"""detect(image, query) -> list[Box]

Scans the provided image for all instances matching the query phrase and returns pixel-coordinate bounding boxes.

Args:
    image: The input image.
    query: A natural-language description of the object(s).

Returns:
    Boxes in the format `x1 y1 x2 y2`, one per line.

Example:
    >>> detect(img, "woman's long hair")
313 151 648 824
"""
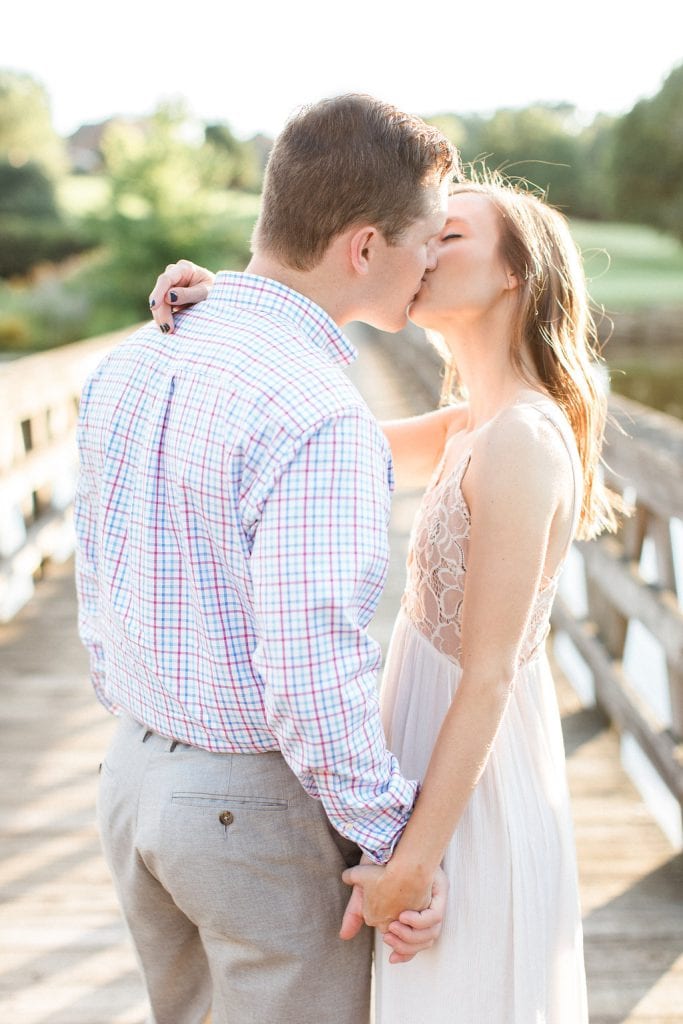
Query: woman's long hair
437 176 620 540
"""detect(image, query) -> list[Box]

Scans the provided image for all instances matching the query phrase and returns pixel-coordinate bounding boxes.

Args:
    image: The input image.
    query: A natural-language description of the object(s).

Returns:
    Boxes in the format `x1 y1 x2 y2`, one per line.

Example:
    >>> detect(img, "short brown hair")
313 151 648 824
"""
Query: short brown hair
252 94 459 270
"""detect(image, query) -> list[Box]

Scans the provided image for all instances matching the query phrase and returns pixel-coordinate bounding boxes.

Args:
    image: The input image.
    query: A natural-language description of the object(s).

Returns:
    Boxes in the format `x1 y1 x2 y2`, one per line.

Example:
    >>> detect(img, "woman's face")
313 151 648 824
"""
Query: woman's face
409 191 515 330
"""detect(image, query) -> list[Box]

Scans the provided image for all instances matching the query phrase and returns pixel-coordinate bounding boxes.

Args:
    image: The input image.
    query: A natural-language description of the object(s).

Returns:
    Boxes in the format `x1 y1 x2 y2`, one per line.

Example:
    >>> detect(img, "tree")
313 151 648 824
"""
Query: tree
0 69 66 176
459 104 585 212
84 102 250 330
204 123 261 192
0 71 91 278
576 114 618 221
611 63 683 240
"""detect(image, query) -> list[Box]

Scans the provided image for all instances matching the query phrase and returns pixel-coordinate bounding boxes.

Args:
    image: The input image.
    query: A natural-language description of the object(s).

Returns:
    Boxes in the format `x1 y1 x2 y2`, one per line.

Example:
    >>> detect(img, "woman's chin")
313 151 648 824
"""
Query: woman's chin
407 301 429 329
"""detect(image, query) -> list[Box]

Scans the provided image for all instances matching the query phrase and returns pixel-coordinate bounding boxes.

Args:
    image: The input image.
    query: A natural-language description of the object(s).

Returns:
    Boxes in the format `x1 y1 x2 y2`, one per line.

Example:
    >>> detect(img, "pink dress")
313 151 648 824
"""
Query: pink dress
375 400 589 1024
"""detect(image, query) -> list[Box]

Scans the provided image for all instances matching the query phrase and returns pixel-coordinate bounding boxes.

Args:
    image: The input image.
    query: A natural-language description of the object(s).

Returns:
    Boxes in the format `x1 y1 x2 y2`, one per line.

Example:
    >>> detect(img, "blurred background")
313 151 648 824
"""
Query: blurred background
1 1 682 414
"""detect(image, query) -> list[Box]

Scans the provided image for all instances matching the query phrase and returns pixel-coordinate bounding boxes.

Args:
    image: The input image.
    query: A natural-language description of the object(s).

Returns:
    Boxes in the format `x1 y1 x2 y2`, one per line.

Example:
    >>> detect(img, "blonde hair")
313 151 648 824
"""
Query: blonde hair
438 176 620 540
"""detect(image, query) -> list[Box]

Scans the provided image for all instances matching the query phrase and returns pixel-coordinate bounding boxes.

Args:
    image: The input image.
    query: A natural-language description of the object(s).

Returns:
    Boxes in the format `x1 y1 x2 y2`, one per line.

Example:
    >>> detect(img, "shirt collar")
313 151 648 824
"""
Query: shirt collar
207 271 357 367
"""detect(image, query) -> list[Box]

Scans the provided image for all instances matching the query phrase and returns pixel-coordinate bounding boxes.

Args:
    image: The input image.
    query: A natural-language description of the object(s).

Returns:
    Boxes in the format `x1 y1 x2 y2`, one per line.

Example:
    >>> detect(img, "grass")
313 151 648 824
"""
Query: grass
569 219 683 312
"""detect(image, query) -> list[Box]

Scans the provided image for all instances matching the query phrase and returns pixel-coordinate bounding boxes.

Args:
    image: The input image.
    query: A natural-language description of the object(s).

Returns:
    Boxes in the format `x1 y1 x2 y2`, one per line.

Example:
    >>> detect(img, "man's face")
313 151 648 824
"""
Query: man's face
363 181 448 332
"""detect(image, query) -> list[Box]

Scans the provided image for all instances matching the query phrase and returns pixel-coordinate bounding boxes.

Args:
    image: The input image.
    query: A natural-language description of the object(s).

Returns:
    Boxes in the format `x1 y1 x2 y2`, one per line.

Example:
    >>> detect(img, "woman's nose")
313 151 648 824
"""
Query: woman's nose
425 240 439 273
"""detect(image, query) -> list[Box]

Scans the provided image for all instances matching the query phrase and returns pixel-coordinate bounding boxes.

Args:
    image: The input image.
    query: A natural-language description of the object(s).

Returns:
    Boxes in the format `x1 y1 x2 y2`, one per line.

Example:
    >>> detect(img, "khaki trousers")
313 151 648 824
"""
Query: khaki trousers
97 714 372 1024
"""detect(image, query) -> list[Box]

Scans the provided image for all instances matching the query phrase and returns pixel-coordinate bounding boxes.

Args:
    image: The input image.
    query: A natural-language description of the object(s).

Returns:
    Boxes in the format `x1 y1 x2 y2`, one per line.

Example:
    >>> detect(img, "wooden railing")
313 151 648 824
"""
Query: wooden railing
0 329 132 622
372 324 683 833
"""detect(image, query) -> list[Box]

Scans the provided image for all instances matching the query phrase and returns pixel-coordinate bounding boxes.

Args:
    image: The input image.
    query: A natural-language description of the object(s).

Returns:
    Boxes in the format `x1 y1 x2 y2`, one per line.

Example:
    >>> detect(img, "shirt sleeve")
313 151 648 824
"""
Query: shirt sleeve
249 408 418 863
73 374 114 712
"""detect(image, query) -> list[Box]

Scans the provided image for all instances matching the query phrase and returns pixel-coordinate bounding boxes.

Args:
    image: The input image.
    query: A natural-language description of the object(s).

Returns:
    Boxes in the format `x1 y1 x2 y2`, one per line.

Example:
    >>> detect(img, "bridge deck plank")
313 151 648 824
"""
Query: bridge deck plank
0 327 680 1023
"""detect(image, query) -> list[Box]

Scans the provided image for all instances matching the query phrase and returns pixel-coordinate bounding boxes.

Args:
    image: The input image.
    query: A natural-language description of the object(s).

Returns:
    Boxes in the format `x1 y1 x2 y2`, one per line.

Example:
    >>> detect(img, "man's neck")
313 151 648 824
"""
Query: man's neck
245 254 351 326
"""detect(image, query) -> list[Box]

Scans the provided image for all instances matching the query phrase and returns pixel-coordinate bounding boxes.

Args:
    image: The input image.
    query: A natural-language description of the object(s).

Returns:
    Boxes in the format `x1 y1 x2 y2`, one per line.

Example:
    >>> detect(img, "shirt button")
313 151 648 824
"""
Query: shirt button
219 811 234 826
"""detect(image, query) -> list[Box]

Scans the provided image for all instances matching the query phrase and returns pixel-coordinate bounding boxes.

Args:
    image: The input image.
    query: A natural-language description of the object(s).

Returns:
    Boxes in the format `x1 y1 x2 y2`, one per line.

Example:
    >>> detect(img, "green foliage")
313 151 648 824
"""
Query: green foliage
429 104 601 215
0 160 58 217
0 69 66 177
204 123 262 192
0 269 91 352
574 115 618 221
85 103 253 326
469 105 584 210
56 174 111 217
0 159 96 277
611 63 683 239
0 214 94 278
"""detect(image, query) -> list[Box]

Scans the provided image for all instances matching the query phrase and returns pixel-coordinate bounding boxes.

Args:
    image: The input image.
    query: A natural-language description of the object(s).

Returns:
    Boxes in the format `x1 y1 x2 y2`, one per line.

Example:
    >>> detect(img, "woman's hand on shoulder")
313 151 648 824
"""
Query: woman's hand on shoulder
148 259 216 334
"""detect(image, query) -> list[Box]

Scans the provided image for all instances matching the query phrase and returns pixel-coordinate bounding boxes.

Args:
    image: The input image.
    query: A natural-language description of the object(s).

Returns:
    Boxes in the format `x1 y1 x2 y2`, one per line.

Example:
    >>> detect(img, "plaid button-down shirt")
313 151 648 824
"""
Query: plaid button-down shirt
75 271 417 862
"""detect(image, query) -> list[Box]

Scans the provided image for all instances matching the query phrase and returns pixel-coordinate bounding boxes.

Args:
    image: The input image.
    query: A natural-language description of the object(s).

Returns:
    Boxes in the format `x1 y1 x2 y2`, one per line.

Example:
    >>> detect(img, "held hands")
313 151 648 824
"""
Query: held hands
339 862 448 964
148 259 216 334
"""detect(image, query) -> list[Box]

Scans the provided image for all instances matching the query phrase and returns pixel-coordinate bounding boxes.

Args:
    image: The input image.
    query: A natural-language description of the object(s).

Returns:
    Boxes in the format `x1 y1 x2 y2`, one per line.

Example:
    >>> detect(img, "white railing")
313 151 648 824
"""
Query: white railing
0 328 133 621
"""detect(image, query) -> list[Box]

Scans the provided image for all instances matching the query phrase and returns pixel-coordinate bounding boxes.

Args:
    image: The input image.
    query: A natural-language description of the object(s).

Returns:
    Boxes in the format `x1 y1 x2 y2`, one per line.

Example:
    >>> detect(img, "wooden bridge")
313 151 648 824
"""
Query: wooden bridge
0 326 681 1023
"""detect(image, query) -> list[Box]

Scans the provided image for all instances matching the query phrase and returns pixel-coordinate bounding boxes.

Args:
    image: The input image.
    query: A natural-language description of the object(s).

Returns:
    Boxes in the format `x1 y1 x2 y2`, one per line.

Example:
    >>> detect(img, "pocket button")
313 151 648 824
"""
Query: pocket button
219 810 234 826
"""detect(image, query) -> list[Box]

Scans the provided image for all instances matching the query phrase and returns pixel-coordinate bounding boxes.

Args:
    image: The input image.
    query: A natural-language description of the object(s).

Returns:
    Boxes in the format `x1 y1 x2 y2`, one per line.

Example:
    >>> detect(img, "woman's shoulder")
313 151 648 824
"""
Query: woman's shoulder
485 398 567 450
468 399 572 500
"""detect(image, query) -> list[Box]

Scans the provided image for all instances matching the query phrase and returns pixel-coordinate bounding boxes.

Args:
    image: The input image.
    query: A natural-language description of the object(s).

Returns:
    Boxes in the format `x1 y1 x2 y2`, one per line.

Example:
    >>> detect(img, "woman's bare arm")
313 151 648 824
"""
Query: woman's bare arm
343 408 570 929
381 405 468 489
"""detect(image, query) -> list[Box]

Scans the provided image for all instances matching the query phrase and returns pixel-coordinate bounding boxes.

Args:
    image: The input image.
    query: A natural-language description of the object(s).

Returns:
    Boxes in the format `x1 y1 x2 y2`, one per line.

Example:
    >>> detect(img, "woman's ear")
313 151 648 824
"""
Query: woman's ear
348 226 379 275
504 269 520 292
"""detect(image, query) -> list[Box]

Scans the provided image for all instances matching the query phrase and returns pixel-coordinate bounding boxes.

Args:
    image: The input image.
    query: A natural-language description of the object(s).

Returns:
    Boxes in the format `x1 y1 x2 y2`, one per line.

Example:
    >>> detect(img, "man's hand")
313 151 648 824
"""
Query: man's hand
339 882 365 941
148 259 215 334
381 866 448 963
340 865 448 964
341 860 432 933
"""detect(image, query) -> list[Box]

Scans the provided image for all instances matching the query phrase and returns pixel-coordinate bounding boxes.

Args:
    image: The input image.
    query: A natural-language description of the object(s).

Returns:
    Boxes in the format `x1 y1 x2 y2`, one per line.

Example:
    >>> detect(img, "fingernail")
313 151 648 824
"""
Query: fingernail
160 323 170 334
149 298 155 307
169 291 178 303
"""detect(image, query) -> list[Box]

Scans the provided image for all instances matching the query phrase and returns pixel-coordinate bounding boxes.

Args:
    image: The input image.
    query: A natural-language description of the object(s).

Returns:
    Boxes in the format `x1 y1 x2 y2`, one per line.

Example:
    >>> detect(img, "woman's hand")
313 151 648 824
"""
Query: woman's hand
148 259 216 334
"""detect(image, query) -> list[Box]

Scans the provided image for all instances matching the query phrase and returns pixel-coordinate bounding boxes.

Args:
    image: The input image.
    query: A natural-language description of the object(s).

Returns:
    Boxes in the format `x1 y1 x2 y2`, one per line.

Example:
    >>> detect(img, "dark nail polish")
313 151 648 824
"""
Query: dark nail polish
169 291 178 303
160 323 170 333
149 298 155 308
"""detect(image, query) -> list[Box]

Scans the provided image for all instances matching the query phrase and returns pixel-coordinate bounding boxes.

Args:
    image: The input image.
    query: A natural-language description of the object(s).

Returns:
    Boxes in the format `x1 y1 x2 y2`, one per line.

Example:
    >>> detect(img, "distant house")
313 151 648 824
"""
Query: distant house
66 118 149 173
66 121 109 173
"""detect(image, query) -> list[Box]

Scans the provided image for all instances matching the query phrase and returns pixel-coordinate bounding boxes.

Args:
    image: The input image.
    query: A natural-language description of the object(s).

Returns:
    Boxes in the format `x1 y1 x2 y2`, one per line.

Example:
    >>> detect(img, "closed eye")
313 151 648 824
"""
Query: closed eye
442 233 463 241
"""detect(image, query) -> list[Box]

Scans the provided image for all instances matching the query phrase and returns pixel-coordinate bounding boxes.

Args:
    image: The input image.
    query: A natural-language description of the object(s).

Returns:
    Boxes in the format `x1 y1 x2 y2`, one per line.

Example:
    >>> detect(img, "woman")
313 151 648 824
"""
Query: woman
148 178 619 1022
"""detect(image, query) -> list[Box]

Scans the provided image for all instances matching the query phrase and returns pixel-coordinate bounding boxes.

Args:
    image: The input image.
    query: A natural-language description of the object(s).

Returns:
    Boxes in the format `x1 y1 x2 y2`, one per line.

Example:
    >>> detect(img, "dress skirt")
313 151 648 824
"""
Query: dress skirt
374 609 589 1024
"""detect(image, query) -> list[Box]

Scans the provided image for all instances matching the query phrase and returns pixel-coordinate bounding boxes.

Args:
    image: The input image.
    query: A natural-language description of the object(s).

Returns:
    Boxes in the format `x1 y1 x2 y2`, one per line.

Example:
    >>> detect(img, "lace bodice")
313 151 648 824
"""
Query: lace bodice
401 402 581 669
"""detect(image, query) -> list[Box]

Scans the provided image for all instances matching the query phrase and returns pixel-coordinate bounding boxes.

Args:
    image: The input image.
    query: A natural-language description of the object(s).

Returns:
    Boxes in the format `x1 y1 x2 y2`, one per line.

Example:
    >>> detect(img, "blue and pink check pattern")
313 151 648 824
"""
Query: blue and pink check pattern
75 272 417 861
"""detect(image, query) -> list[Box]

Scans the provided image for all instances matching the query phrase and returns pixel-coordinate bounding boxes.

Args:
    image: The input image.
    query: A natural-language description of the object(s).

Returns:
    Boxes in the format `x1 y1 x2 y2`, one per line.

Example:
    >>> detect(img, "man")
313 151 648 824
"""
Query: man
75 94 457 1024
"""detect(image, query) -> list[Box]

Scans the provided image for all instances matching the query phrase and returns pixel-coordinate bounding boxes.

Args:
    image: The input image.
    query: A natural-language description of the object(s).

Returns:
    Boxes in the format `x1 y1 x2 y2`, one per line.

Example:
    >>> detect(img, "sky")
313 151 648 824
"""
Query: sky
4 1 682 139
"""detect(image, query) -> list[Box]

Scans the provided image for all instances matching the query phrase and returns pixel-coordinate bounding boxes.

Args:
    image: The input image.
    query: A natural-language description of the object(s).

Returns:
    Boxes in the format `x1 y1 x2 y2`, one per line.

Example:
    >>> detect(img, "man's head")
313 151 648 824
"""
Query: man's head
250 94 460 330
253 94 457 270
